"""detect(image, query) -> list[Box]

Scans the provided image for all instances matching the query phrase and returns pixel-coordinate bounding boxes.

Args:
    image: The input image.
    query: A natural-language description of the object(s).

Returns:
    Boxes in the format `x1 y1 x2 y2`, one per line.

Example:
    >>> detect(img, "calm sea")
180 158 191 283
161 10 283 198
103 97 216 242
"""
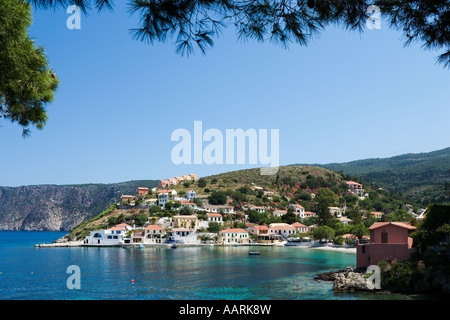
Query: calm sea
0 231 418 300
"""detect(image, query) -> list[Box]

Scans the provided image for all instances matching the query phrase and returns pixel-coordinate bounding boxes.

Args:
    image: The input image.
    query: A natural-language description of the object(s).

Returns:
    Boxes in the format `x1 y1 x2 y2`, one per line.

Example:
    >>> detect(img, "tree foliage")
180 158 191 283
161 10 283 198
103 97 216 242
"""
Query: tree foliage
28 0 450 67
1 0 59 136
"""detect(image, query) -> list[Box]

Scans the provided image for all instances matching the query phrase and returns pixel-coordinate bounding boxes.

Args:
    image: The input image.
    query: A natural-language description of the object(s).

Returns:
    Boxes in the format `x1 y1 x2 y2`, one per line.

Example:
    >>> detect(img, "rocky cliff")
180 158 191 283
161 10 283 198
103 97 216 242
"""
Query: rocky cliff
0 180 158 231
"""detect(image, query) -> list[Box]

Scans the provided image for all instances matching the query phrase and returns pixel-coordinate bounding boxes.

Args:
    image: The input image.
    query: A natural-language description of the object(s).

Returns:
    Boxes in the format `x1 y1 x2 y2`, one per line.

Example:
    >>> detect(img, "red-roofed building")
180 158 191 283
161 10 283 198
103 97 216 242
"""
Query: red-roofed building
219 228 249 245
291 222 308 233
137 187 149 196
357 222 416 268
143 225 164 244
347 181 365 197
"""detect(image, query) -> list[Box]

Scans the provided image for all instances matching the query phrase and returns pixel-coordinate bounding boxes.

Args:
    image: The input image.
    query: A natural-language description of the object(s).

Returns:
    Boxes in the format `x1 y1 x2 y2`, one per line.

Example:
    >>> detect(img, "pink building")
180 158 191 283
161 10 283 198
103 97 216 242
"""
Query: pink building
159 179 171 189
137 187 149 196
356 222 416 268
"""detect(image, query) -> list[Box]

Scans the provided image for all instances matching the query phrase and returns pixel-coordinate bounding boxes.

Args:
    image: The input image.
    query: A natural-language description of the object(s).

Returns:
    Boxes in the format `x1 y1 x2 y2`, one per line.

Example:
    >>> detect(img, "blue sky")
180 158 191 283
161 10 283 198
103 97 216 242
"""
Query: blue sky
1 3 449 187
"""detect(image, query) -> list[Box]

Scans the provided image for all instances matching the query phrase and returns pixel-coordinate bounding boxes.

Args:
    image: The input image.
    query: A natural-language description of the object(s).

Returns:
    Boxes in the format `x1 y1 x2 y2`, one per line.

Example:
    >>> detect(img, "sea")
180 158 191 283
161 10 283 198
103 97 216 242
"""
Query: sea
0 231 426 300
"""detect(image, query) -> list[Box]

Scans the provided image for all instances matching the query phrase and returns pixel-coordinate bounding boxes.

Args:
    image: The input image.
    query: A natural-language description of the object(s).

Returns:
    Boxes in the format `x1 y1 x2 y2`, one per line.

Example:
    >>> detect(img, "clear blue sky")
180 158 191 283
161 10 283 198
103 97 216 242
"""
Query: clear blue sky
1 3 449 187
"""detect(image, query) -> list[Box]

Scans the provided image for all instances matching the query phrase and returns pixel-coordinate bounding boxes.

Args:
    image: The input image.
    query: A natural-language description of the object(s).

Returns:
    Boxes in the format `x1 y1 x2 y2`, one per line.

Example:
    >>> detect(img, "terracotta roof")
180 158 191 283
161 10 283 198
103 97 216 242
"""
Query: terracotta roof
108 226 126 231
219 228 248 233
368 222 416 230
172 228 192 232
144 225 163 231
270 225 296 230
370 211 384 216
346 181 362 186
116 223 131 227
206 213 222 217
291 222 307 228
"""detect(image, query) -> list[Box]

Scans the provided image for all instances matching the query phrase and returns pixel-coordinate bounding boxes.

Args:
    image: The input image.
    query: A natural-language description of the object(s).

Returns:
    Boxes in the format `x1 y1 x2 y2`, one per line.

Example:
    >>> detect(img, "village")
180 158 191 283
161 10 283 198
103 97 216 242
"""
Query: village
80 173 427 268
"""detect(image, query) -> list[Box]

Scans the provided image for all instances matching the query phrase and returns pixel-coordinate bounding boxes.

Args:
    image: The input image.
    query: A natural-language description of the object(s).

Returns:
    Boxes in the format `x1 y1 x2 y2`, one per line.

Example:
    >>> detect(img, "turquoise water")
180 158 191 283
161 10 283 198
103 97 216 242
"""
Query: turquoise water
0 231 416 300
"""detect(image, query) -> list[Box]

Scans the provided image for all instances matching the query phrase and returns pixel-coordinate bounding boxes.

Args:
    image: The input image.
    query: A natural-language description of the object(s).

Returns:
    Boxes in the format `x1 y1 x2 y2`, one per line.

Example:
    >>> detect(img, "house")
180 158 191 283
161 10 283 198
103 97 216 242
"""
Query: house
172 215 198 230
248 225 269 236
186 190 196 200
347 181 365 197
204 205 234 214
329 207 342 217
188 174 199 181
121 195 135 203
158 193 169 207
180 201 197 209
143 225 164 244
219 228 249 245
272 210 287 218
206 213 223 224
145 198 158 206
250 206 266 213
291 222 308 233
303 211 316 219
269 224 297 238
370 211 384 219
158 189 177 196
166 228 200 244
137 187 149 196
338 217 353 226
130 230 145 243
289 204 305 217
158 179 171 189
356 222 416 268
84 227 127 245
168 178 178 185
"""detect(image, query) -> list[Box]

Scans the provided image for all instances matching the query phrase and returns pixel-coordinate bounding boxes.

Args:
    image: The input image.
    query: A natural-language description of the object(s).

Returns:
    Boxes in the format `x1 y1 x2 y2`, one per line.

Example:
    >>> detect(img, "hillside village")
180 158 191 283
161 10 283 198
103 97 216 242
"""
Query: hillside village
73 167 426 249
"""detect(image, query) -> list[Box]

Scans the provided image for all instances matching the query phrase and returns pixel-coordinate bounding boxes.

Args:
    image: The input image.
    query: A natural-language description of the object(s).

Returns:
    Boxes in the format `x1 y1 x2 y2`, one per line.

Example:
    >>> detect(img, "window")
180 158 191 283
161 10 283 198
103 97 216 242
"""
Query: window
362 246 366 254
381 232 388 243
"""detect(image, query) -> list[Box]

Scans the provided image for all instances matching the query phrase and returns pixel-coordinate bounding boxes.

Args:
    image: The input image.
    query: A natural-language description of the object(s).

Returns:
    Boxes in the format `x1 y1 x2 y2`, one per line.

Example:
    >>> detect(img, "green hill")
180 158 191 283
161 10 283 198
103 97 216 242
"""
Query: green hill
64 165 414 241
306 147 450 205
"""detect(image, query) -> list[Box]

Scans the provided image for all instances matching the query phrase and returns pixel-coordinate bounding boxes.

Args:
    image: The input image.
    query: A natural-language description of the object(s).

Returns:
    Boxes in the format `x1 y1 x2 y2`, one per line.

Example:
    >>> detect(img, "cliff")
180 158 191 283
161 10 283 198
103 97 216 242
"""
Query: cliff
0 180 158 231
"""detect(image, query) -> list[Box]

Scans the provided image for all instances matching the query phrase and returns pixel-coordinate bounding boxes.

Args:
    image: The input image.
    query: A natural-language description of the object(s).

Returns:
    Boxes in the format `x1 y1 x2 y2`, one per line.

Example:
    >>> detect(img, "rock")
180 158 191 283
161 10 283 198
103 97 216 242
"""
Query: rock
333 268 378 292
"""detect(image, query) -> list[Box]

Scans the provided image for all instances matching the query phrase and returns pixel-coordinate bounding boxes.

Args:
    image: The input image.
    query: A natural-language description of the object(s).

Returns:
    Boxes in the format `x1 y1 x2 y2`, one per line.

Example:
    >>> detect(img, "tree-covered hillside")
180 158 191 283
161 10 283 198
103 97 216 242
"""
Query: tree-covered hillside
301 147 450 205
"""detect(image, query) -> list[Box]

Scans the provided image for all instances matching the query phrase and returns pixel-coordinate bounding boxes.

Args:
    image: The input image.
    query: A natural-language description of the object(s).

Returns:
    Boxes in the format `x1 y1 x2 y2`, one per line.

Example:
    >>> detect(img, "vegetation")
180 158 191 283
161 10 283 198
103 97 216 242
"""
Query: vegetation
30 0 450 68
0 0 59 136
312 147 450 206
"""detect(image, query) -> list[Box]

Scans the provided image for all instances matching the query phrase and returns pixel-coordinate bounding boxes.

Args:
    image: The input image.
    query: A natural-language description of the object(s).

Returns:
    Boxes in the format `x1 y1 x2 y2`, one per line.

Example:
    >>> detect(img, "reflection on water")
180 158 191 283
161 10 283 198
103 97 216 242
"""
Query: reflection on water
0 232 420 300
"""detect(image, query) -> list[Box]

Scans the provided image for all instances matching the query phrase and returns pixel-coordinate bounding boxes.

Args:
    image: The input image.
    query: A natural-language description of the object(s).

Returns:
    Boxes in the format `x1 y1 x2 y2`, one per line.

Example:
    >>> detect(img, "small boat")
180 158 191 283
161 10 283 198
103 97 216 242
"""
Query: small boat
248 252 260 255
138 244 144 249
171 244 177 249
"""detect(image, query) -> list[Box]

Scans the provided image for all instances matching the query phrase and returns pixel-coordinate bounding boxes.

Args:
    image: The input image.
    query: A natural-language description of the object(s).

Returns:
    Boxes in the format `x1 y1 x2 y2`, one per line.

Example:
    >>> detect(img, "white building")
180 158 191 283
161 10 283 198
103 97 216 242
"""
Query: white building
143 225 164 244
186 190 196 200
219 228 249 245
206 213 223 224
204 205 234 214
166 228 200 244
84 227 127 245
250 206 266 213
269 225 297 238
289 204 305 217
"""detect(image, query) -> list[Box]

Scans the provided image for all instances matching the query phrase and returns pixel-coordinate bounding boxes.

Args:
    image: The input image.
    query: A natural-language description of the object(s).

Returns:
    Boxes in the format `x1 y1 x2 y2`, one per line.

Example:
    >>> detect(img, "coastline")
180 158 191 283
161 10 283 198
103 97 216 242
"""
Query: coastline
34 241 357 253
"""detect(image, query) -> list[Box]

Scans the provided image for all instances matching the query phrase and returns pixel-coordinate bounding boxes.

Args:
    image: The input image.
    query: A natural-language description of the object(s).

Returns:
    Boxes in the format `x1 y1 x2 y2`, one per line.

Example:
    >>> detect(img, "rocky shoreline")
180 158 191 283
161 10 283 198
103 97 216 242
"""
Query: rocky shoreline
315 266 381 292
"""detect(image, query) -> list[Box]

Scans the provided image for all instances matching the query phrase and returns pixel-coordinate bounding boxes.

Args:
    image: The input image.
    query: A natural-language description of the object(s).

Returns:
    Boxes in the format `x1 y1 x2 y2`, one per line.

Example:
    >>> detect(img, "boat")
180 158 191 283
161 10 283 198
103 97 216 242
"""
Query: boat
248 252 260 255
171 244 177 249
138 244 144 249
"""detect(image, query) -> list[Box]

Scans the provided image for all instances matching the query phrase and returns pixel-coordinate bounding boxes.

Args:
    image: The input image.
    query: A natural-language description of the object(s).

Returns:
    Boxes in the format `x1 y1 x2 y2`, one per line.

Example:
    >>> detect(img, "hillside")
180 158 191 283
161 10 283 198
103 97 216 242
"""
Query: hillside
0 180 158 231
63 165 414 241
301 147 450 205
